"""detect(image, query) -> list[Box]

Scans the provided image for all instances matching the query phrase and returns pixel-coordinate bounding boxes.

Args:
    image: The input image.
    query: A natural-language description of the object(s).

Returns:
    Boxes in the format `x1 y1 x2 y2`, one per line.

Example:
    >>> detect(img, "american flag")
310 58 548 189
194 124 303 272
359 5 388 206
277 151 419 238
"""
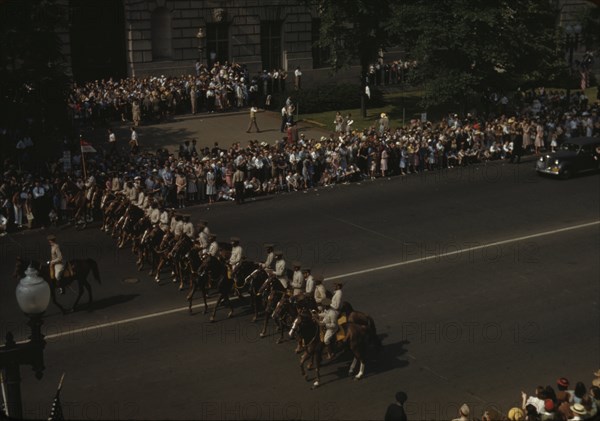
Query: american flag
47 373 65 421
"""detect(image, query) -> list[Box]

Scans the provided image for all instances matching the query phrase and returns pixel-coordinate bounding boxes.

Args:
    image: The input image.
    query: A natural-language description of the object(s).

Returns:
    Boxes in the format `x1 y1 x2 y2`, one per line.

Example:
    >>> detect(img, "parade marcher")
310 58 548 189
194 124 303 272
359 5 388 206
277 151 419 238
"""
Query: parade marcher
172 214 184 239
183 214 195 238
303 268 314 295
149 202 160 225
159 206 170 232
229 237 243 275
314 275 327 308
47 235 65 294
290 261 304 296
262 243 275 270
207 233 219 257
274 250 288 289
330 282 343 316
319 301 338 360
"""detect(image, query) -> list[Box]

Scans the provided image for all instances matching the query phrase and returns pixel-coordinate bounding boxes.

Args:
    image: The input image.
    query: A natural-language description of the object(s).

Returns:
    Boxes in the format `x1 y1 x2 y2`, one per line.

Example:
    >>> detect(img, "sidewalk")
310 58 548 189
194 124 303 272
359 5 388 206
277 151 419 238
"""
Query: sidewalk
80 109 330 155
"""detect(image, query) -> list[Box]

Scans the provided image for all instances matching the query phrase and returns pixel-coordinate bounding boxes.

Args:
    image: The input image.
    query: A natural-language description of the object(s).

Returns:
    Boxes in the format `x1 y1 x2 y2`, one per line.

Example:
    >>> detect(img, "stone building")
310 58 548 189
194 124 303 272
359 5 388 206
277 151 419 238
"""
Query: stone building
65 0 354 85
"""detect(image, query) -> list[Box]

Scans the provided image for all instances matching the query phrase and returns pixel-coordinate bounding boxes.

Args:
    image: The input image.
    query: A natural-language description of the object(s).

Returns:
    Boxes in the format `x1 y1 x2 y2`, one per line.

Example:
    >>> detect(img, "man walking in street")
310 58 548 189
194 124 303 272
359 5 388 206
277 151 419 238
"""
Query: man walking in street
246 107 260 133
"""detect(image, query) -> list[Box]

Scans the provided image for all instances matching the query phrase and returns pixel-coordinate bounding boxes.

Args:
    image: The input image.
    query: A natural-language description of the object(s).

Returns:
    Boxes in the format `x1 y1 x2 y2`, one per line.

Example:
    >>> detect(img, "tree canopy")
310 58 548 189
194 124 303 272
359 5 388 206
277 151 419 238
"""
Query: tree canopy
386 0 564 109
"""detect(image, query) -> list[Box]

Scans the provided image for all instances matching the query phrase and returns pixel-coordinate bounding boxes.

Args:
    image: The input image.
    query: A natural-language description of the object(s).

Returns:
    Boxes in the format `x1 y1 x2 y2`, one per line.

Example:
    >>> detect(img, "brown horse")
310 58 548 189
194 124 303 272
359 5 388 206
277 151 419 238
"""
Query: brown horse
14 256 102 314
289 310 378 388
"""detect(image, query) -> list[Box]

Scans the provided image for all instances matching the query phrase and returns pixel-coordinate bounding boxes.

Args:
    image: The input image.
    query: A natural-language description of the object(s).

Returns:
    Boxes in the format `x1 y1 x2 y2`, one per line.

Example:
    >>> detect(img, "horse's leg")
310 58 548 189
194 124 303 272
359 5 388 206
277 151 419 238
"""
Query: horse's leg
154 258 165 282
71 280 85 312
276 320 285 344
251 295 258 322
224 293 233 318
210 295 223 322
260 313 270 337
186 282 196 314
202 288 208 314
355 360 365 380
312 346 323 389
348 357 358 376
51 286 67 315
299 352 310 381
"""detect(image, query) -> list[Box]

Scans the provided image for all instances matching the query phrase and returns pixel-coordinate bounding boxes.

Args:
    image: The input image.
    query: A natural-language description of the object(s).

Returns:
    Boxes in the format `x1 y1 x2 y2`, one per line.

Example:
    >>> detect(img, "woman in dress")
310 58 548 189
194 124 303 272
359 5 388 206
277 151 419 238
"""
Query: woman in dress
534 121 544 155
186 168 198 204
522 119 532 153
380 147 389 177
206 168 216 204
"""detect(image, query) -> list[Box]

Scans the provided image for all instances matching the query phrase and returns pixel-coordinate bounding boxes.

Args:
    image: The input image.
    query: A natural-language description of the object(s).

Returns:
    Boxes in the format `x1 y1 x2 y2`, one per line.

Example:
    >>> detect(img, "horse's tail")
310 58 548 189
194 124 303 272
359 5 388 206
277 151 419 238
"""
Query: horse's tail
88 259 102 284
366 315 382 349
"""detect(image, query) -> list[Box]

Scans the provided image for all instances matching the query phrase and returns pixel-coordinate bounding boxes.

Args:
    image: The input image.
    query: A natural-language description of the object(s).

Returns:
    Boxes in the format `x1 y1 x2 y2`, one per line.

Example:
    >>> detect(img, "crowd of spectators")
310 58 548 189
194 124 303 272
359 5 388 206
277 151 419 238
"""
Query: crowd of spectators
66 61 292 128
2 65 600 237
438 374 600 421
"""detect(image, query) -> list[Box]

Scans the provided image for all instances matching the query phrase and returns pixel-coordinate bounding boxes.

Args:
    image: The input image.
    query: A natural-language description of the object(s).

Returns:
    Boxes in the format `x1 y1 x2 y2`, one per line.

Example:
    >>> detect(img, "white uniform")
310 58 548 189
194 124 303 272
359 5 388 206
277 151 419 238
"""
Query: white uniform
321 309 338 345
183 222 195 238
263 251 275 269
198 230 209 251
159 211 170 231
291 270 304 296
50 243 64 280
149 208 160 224
208 240 219 257
304 274 314 294
314 284 326 305
173 220 184 238
230 245 243 271
330 289 342 314
169 217 178 234
275 258 288 288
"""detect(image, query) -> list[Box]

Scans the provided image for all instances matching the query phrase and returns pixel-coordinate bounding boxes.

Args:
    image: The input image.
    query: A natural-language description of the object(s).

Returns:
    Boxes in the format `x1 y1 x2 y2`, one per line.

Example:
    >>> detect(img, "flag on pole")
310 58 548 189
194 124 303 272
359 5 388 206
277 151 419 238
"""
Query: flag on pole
47 373 65 421
80 139 96 153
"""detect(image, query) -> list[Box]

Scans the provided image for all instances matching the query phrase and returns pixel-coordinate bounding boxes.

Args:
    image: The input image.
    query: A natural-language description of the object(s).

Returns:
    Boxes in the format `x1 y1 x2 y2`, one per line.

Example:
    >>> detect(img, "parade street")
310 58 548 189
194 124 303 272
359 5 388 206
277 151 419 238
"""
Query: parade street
1 116 599 421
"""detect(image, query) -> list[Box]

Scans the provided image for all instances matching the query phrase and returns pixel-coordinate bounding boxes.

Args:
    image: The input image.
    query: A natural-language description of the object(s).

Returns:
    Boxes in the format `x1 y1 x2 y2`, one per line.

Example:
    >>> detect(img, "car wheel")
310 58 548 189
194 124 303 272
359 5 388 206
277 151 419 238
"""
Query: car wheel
561 168 572 180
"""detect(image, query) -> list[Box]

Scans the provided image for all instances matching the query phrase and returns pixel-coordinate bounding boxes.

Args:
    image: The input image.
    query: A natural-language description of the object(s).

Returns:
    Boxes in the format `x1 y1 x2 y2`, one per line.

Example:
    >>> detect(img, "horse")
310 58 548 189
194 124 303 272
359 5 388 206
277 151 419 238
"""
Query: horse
68 189 88 229
136 224 164 273
117 205 145 248
14 256 102 314
257 276 289 338
236 263 270 322
152 231 176 282
185 252 216 315
289 309 378 388
169 235 194 290
208 254 235 322
271 294 302 346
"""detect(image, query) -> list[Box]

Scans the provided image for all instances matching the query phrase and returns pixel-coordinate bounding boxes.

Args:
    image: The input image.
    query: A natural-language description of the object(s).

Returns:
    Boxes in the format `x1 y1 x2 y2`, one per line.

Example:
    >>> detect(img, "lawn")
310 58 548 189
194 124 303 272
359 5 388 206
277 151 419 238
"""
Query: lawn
299 85 599 132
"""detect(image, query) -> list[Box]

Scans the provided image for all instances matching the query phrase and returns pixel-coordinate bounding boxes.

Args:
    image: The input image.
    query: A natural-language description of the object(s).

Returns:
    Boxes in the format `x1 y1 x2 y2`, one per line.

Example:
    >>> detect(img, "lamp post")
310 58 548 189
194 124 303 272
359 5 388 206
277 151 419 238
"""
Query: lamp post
564 23 582 107
196 27 206 65
0 266 50 419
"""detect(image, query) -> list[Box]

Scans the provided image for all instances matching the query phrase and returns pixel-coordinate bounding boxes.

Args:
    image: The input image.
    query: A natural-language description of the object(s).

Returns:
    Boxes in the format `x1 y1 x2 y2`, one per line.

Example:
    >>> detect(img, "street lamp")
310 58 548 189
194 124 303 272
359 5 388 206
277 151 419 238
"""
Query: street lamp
196 27 206 65
0 266 50 419
564 22 582 107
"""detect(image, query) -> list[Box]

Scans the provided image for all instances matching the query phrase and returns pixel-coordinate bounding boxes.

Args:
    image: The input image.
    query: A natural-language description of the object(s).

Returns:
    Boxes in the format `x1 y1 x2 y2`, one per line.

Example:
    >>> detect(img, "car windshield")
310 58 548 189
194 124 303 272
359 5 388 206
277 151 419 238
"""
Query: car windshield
560 143 580 152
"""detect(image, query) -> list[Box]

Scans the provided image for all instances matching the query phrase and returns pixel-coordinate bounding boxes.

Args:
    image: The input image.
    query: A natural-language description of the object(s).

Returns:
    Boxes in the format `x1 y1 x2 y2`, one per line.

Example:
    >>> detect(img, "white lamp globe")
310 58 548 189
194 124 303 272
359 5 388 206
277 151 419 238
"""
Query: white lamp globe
16 266 51 314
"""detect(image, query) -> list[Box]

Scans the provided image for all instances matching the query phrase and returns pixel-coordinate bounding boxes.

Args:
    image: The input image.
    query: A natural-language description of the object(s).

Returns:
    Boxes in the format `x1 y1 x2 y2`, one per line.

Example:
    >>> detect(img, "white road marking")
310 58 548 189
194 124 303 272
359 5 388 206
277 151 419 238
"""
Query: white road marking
36 220 599 341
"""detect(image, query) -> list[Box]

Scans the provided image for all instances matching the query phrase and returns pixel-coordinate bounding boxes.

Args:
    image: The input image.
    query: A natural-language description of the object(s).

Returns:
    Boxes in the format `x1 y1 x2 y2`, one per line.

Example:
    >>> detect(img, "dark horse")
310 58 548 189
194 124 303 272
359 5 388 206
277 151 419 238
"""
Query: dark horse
230 261 269 322
14 256 102 314
289 309 379 388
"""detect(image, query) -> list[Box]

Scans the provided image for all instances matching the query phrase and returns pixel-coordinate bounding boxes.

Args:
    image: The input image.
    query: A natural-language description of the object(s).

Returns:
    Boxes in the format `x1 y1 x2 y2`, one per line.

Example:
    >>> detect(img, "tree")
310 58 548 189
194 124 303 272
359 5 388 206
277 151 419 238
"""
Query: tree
308 0 393 117
387 0 563 111
0 0 69 134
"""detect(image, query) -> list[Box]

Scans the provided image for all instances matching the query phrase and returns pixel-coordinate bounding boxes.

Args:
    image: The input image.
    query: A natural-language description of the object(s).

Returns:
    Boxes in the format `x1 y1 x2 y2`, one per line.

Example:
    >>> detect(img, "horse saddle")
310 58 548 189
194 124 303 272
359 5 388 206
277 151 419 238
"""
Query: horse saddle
63 262 74 278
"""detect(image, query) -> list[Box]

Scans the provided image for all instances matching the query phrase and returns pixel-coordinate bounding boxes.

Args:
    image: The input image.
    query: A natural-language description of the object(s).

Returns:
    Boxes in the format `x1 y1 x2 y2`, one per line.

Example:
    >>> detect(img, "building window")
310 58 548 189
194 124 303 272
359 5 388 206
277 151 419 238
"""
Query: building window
312 19 330 69
206 23 229 67
261 21 282 71
151 7 172 60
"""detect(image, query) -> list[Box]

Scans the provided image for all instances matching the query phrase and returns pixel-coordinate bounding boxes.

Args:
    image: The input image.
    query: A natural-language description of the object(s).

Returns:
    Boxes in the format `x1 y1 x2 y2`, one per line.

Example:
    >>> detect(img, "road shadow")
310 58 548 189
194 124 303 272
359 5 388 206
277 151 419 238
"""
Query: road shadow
77 293 140 312
316 337 410 387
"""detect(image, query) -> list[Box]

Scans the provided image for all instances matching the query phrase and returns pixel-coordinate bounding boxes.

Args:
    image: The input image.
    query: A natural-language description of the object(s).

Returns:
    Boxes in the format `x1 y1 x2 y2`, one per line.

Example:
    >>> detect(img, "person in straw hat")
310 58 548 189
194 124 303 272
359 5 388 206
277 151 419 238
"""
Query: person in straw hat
290 261 304 296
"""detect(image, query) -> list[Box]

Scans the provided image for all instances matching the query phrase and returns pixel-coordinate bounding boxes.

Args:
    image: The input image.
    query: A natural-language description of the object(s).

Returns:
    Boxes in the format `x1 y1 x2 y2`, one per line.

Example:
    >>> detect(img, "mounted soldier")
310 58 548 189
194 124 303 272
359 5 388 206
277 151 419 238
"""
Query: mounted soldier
274 250 288 289
262 243 275 270
290 261 304 296
229 237 243 277
47 235 65 294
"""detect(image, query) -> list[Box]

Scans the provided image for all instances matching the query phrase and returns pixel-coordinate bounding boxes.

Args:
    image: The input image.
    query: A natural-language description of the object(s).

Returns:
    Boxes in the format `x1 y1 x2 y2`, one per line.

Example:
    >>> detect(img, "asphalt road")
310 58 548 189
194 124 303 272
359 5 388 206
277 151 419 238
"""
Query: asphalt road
1 140 599 420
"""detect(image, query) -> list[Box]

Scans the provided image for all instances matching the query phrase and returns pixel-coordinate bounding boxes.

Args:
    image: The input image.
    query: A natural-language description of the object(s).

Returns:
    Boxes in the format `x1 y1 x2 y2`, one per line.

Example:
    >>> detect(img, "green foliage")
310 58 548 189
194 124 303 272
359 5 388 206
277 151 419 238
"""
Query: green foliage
273 84 384 113
0 0 69 129
387 0 564 109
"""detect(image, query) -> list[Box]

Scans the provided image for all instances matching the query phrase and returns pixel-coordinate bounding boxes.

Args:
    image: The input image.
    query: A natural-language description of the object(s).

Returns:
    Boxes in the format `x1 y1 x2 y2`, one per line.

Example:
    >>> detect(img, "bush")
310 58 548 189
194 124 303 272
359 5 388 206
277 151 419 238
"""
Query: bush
271 84 384 113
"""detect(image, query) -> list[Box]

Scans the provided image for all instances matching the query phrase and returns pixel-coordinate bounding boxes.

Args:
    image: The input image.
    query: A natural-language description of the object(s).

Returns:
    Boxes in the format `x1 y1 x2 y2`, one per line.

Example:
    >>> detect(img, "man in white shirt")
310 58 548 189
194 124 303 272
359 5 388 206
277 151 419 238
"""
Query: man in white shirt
229 237 243 275
294 67 302 90
303 268 314 295
290 262 304 296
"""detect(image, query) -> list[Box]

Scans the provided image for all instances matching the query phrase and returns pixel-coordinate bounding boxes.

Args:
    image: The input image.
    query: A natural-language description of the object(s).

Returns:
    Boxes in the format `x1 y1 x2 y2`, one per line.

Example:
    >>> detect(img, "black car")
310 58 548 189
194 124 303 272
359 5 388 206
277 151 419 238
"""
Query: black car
536 137 600 179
